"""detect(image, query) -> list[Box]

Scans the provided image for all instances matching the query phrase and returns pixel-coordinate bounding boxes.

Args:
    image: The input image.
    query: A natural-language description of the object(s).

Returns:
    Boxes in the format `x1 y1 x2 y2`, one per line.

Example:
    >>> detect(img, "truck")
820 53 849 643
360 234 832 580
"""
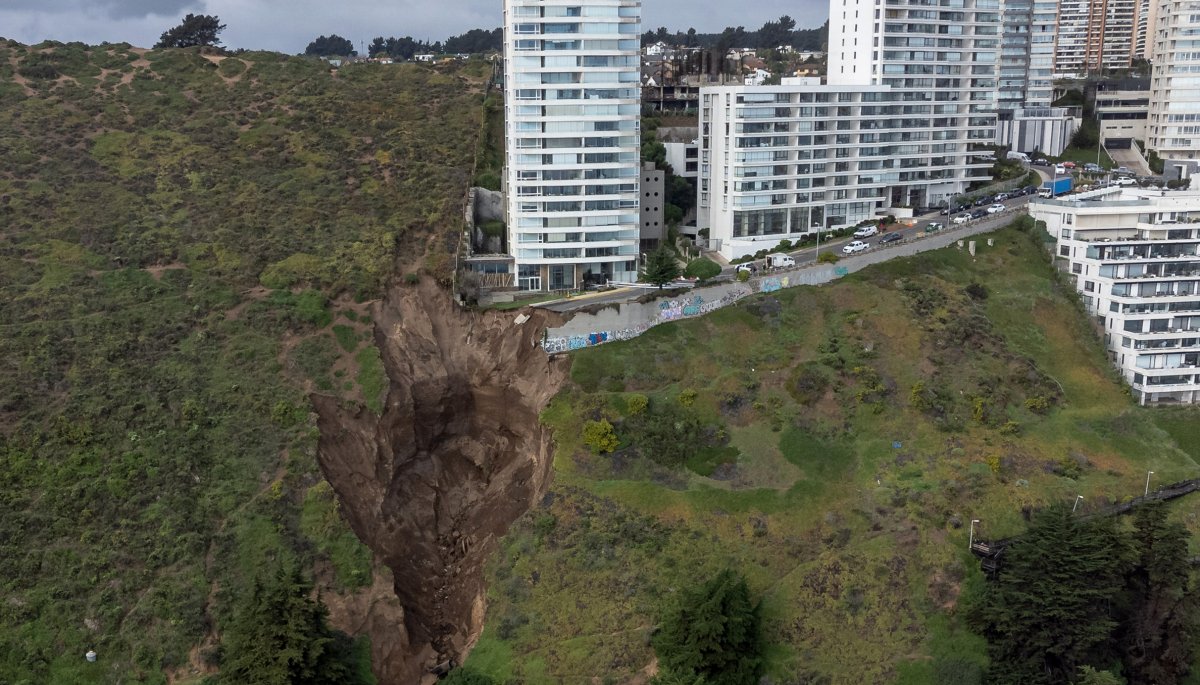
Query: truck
1039 177 1073 198
767 254 796 269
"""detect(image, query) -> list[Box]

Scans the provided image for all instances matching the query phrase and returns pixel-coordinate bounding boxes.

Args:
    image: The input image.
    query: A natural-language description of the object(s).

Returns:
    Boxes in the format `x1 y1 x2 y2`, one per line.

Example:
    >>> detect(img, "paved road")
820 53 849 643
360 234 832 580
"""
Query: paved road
539 193 1035 313
718 192 1034 277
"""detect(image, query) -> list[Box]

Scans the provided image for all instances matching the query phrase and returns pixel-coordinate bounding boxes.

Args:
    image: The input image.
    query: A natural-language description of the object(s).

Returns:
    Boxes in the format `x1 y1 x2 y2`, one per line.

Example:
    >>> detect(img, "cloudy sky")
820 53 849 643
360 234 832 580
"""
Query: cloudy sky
0 0 827 53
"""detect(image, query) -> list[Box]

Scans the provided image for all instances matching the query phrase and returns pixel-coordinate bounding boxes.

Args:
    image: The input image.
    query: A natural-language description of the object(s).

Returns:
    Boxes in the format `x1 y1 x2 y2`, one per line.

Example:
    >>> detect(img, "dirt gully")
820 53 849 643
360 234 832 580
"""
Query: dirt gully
313 278 567 684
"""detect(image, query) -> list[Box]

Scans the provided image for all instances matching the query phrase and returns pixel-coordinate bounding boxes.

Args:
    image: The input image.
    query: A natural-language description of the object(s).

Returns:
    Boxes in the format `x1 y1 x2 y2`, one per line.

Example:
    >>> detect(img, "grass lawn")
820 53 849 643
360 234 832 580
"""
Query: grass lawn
465 220 1200 684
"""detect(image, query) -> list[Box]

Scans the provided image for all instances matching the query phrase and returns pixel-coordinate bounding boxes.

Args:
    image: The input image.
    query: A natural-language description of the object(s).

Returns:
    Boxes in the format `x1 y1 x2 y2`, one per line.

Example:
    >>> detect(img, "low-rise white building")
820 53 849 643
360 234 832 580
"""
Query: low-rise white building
1030 187 1200 406
697 78 991 259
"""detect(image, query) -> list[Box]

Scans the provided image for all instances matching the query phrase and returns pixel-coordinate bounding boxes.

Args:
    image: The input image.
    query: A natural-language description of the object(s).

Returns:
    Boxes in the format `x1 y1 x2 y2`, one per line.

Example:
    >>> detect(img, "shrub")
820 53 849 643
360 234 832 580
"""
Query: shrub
817 252 840 264
789 363 830 405
684 257 721 281
582 419 618 454
1025 395 1051 414
404 273 420 285
736 269 750 282
965 282 989 300
678 388 697 407
626 393 648 416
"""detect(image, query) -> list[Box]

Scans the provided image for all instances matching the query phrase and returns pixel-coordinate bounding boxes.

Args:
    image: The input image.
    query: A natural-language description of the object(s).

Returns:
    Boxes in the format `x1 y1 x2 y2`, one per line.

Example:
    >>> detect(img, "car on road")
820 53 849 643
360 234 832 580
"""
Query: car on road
971 208 988 219
974 195 993 207
1054 164 1067 175
994 192 1010 201
987 203 1006 214
1022 185 1039 196
736 263 758 274
853 225 879 238
953 213 971 225
880 232 903 243
925 221 944 233
842 240 869 254
1062 161 1077 168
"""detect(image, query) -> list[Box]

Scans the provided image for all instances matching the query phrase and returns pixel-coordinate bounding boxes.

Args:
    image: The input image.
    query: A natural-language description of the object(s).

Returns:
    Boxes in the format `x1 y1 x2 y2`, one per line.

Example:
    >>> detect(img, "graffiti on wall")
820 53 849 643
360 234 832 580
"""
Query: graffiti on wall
541 286 753 353
760 277 783 293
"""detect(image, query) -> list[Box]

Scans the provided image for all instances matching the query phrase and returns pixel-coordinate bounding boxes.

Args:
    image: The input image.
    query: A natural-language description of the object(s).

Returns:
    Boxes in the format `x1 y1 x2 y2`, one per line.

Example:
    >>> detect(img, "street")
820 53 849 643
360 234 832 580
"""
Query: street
539 193 1034 313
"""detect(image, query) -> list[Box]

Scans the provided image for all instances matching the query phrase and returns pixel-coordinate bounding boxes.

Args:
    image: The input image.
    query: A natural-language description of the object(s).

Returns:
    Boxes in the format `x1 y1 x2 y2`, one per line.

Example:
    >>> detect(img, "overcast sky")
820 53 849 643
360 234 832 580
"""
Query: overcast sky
0 0 828 53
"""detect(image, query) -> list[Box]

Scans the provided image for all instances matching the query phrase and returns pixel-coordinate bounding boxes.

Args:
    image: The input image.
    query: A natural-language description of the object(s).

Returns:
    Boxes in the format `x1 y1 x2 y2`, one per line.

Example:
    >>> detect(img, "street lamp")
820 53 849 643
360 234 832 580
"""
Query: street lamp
1145 470 1154 497
969 519 981 549
1073 494 1084 512
812 223 822 263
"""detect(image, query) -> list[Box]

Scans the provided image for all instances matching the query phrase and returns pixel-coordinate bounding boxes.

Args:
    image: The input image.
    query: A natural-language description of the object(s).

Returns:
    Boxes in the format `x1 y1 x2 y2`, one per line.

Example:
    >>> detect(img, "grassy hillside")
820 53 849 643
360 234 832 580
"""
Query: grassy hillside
465 221 1200 683
0 39 486 683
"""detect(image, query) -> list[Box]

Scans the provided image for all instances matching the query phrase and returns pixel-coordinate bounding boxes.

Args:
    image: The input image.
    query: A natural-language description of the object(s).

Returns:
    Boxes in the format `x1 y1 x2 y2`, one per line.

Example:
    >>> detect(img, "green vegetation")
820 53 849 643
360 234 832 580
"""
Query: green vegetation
652 569 764 685
0 40 485 682
973 501 1196 684
642 244 681 288
685 257 722 281
218 564 374 684
466 220 1200 684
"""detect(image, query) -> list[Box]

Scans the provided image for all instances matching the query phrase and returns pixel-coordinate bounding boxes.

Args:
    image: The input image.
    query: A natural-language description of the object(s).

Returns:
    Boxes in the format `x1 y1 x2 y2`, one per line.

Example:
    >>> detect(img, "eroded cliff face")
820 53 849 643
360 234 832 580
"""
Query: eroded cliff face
312 279 568 684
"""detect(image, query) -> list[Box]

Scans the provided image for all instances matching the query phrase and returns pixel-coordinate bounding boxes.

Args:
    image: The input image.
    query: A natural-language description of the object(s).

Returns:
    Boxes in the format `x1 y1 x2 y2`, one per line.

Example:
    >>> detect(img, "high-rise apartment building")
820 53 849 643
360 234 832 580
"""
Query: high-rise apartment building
1148 0 1200 164
502 0 642 291
825 0 997 186
1031 188 1200 406
1053 0 1138 76
697 80 991 259
1000 0 1034 111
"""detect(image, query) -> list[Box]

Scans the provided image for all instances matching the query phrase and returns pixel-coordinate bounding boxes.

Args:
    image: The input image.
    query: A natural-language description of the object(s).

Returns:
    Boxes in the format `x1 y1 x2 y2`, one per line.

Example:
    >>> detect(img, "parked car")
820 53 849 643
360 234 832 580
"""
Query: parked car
880 232 903 243
736 263 758 274
1062 161 1077 168
854 224 879 238
1032 157 1049 165
971 208 988 219
1083 163 1103 173
953 213 972 225
925 221 944 232
987 203 1006 214
1022 185 1039 195
1116 166 1131 175
842 240 870 254
974 195 993 207
994 192 1010 201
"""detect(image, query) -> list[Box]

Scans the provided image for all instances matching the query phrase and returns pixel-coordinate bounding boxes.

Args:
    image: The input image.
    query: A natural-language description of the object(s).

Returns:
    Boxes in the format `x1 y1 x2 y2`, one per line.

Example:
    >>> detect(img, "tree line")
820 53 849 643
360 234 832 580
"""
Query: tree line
305 29 503 58
641 17 828 52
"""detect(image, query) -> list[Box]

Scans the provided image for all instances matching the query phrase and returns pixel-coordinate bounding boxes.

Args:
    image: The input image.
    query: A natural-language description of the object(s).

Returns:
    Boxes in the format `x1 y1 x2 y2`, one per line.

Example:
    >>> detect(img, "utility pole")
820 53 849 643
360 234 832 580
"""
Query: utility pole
1145 470 1154 496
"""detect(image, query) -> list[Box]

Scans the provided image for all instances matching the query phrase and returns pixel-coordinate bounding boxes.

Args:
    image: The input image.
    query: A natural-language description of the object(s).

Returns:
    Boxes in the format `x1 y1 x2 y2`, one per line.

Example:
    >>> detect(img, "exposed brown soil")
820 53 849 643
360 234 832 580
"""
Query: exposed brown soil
312 278 568 684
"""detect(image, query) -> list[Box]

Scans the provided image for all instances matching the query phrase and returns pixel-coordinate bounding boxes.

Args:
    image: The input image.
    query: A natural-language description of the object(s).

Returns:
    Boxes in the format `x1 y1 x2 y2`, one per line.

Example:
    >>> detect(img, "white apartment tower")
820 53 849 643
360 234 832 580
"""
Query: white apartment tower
1148 0 1200 164
502 0 642 291
825 0 996 190
1031 188 1200 406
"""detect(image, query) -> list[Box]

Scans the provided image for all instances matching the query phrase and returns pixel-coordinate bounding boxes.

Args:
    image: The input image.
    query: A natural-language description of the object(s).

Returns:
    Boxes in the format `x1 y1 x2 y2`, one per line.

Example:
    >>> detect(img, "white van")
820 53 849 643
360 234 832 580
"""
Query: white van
1007 151 1031 163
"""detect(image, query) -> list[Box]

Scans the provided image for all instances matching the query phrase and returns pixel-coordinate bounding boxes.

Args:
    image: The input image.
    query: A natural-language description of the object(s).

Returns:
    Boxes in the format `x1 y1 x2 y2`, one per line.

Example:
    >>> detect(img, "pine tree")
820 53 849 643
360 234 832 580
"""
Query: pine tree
219 564 366 685
652 569 763 685
973 504 1132 684
643 245 680 289
1120 503 1196 685
155 14 226 49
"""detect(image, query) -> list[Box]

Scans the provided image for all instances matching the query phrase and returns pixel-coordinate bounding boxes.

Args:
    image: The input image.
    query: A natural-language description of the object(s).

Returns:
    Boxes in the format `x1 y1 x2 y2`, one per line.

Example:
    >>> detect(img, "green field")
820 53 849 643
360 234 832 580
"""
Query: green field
0 40 486 682
464 221 1200 683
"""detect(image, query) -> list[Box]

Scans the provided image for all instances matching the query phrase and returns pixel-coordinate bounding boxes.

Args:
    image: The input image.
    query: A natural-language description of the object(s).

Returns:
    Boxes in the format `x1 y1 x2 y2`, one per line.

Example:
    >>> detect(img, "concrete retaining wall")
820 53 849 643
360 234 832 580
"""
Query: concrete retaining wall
542 215 1022 354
